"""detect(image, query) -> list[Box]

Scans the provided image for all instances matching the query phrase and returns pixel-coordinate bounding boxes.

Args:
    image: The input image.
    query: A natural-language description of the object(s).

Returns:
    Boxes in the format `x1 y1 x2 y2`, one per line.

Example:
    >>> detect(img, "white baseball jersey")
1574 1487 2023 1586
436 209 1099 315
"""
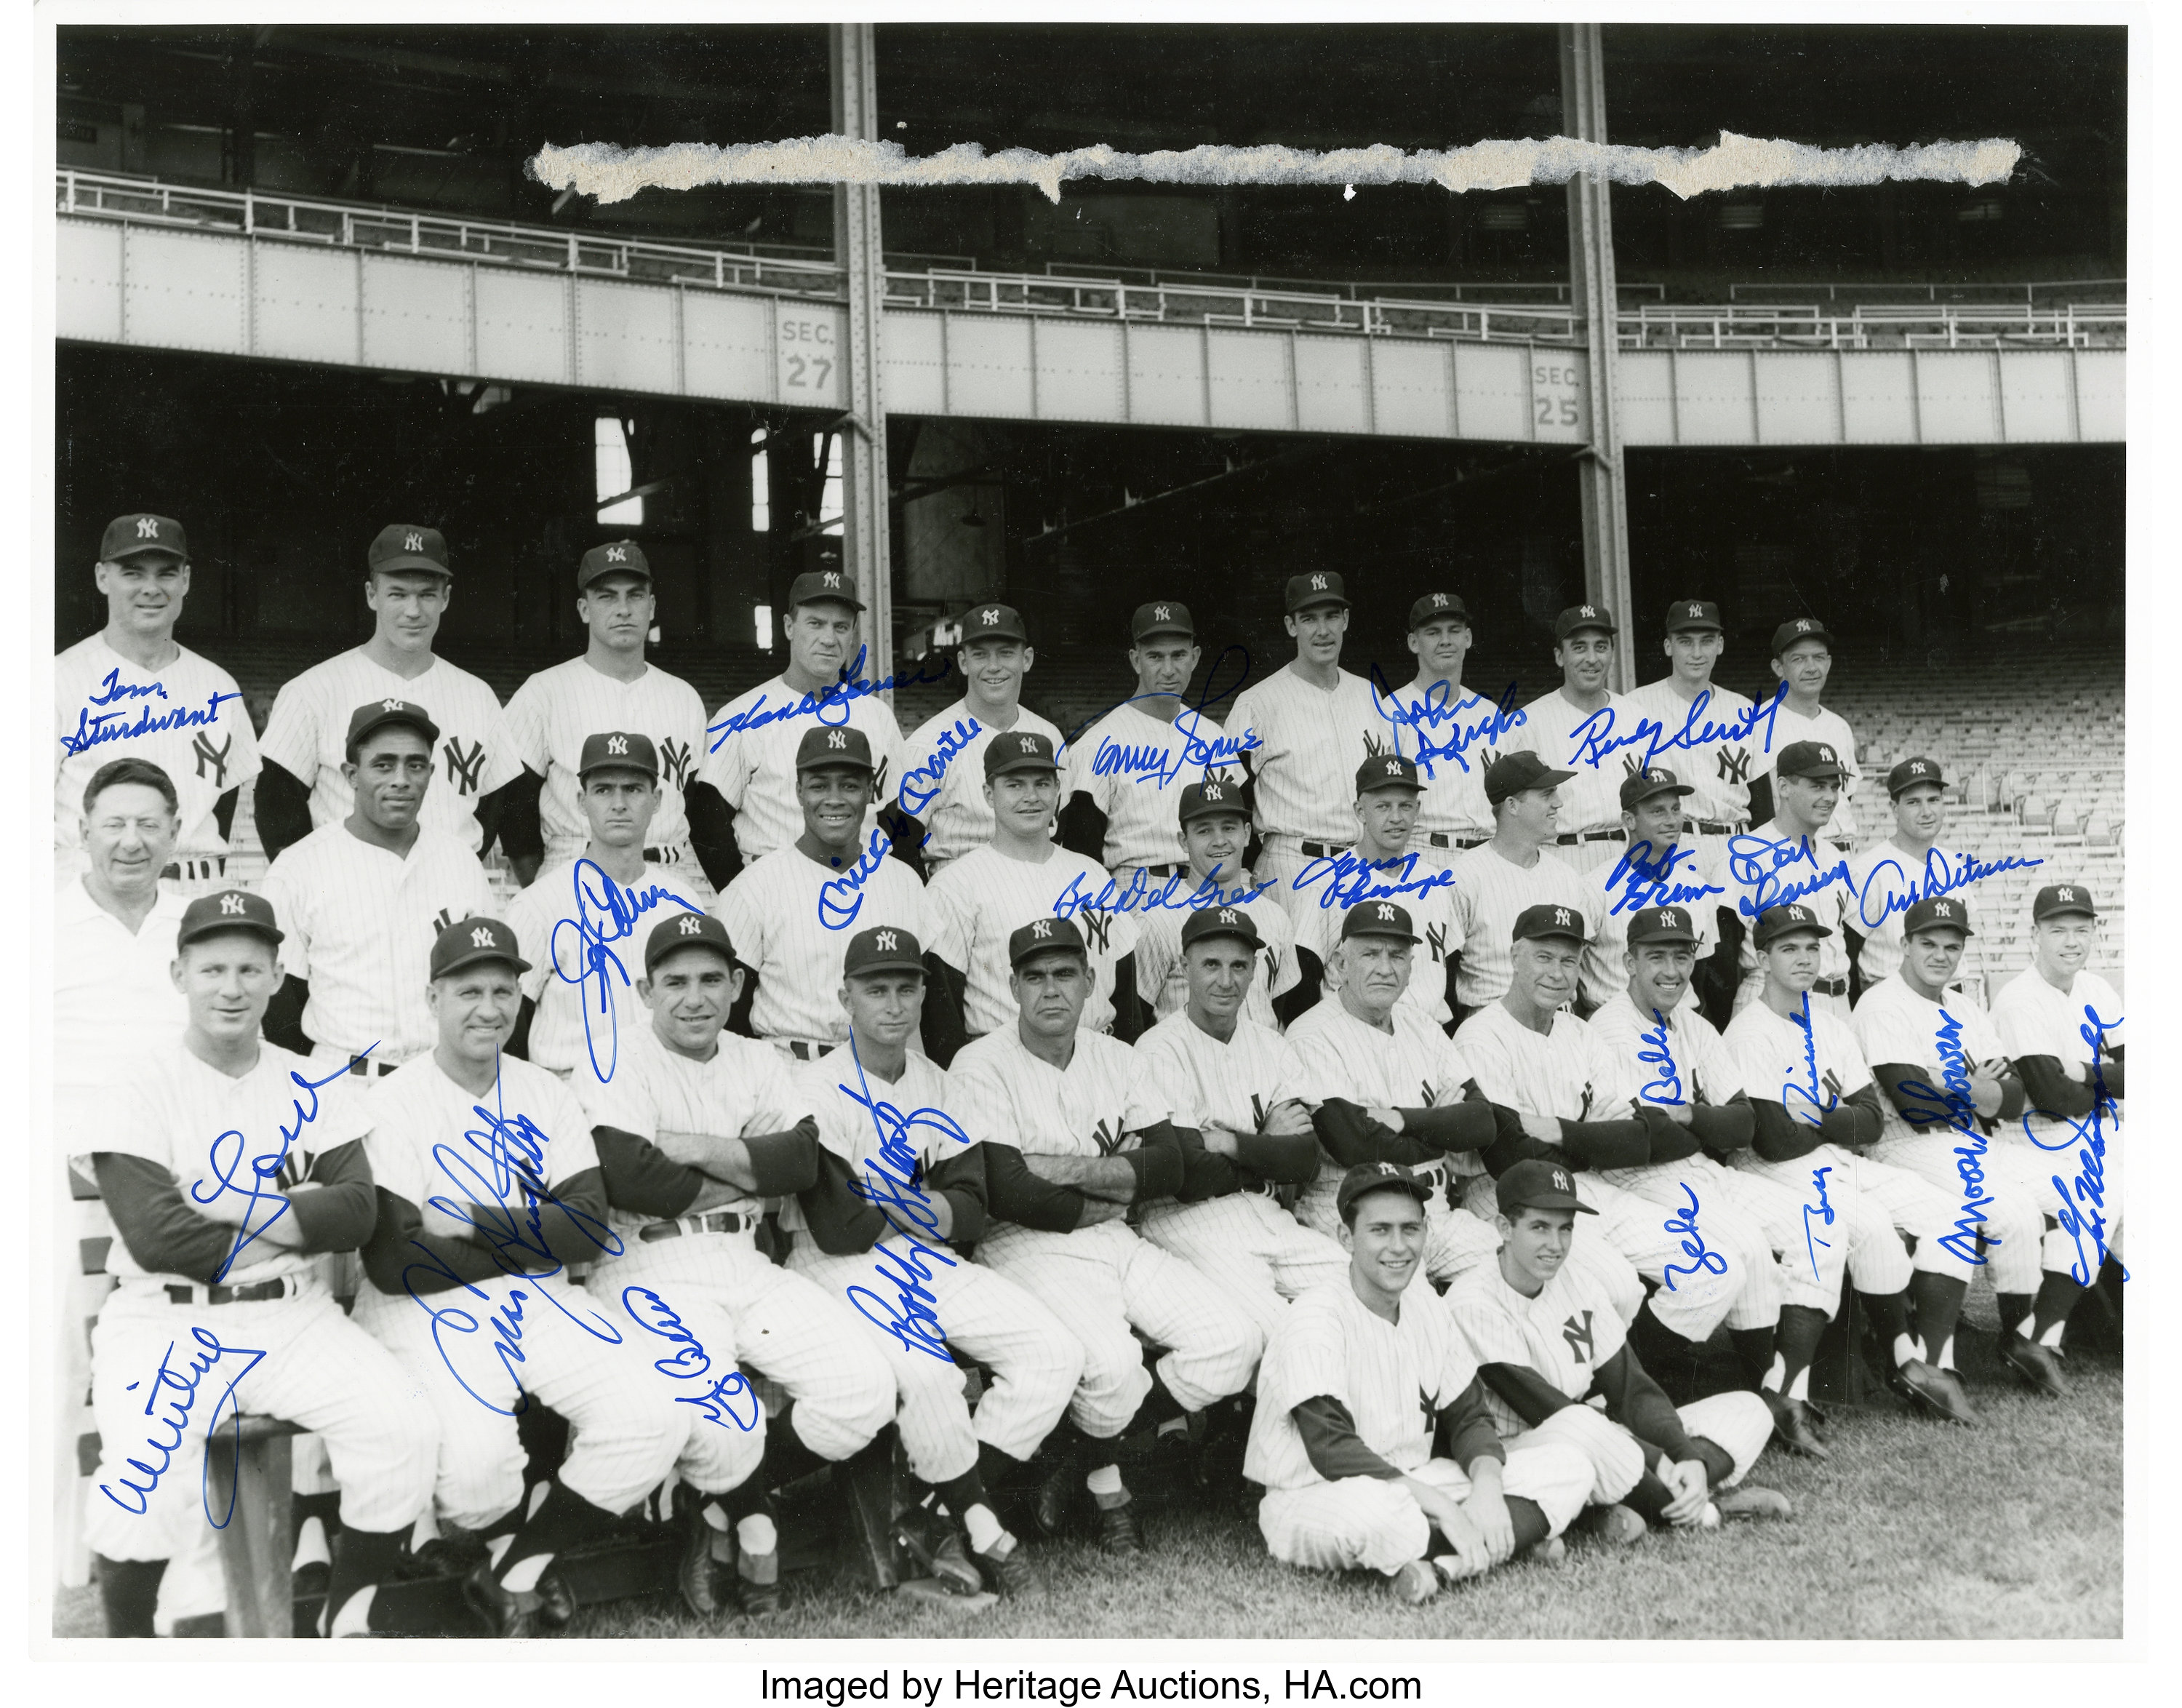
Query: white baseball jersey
54 635 261 869
1447 1250 1627 1440
1581 839 1725 1010
1292 862 1462 1026
701 677 906 867
1455 1002 1638 1125
259 649 523 853
364 1048 601 1232
576 1023 804 1245
898 699 1064 866
785 1045 972 1238
1618 677 1761 827
1446 844 1600 1011
1850 975 2009 1148
1503 688 1626 833
1991 965 2124 1146
1378 679 1508 842
925 845 1140 1037
1132 894 1298 1032
502 857 702 1080
1723 996 1873 1130
713 847 931 1044
54 880 189 1155
259 823 494 1061
1588 992 1748 1113
948 1026 1170 1165
502 657 708 861
1134 1008 1311 1133
1762 701 1861 843
1719 831 1853 998
1224 663 1381 843
90 1039 372 1288
1247 1279 1482 1492
1061 701 1243 869
1842 842 1989 991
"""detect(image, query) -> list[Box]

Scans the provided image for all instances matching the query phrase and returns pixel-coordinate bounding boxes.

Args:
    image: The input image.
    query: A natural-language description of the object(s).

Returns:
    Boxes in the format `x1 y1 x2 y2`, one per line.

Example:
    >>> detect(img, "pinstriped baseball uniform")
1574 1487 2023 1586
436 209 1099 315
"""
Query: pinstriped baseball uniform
1445 844 1600 1012
1132 893 1298 1032
81 1041 436 1562
701 677 906 868
782 1047 1080 1477
259 822 494 1063
1130 1011 1348 1333
1503 688 1627 854
1452 1002 1746 1342
1580 839 1724 1013
1618 677 1759 830
713 847 932 1048
898 700 1065 870
948 1027 1263 1436
1842 842 1988 992
1377 679 1506 861
502 658 708 864
260 651 522 853
1991 963 2125 1171
1719 833 1853 1019
1060 702 1244 871
1283 998 1500 1286
925 845 1139 1038
1291 862 1463 1028
1227 663 1383 921
1762 701 1861 845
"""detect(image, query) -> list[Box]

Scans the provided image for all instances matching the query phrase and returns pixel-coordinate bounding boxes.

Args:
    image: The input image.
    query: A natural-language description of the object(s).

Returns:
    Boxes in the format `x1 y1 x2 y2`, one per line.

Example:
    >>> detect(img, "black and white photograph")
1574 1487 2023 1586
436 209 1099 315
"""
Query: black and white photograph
26 0 2149 1672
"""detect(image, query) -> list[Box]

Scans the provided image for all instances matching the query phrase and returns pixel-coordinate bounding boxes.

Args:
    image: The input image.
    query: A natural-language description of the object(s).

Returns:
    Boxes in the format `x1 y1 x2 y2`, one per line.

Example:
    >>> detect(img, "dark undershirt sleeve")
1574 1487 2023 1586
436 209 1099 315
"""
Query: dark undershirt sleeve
796 1147 884 1255
1749 1097 1827 1163
1591 1344 1695 1464
359 1187 551 1296
1554 1117 1654 1170
1476 1360 1578 1429
1817 1084 1884 1150
2014 1055 2098 1119
92 1153 241 1284
505 995 537 1062
980 1143 1089 1233
1390 1102 1498 1154
1476 1095 1572 1176
1637 1104 1703 1165
1439 1373 1508 1472
262 974 313 1056
1111 954 1148 1045
1870 1062 1951 1128
1687 1093 1756 1160
741 1120 823 1195
1993 1074 2026 1124
1055 791 1108 865
1231 1125 1323 1185
921 954 970 1068
1292 1396 1404 1482
282 1136 378 1251
1276 948 1324 1026
1122 1122 1187 1202
594 1125 706 1220
527 1166 619 1266
1312 1098 1444 1169
250 759 314 864
496 767 546 873
924 1146 987 1245
1172 1121 1238 1203
684 780 740 892
2096 1058 2123 1098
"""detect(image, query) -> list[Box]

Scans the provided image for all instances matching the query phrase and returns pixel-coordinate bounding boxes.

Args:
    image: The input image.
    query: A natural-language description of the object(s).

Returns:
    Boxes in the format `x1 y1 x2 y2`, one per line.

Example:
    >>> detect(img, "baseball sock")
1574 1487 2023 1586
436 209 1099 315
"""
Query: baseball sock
1506 1497 1549 1553
1997 1290 2034 1339
292 1489 341 1569
1628 1302 1701 1403
93 1555 165 1638
1620 1472 1675 1525
321 1525 405 1637
2031 1271 2086 1344
1729 1326 1778 1389
1085 1462 1128 1508
1774 1304 1827 1394
1909 1271 1968 1368
934 1466 1004 1552
760 1400 831 1487
1859 1288 1918 1367
497 1480 615 1592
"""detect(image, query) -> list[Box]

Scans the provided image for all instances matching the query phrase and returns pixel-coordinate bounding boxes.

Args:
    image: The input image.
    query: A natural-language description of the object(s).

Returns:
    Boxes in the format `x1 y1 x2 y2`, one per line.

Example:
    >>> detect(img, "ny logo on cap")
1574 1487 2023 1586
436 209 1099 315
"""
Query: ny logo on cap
607 545 627 563
470 926 495 949
1579 604 1596 618
1554 908 1572 926
1797 620 1815 633
1662 909 1682 928
1909 762 1930 775
1647 768 1670 783
136 516 160 540
1552 1168 1572 1192
1203 782 1225 801
404 531 423 552
1376 1162 1399 1176
607 735 628 754
1789 906 1810 922
220 893 244 915
1309 574 1327 590
875 930 898 951
1153 604 1171 620
679 916 703 935
827 730 847 749
1431 594 1449 607
1031 920 1052 940
1218 909 1238 925
2057 887 2077 902
981 608 999 624
1019 735 1038 752
1934 901 1959 918
822 572 842 588
1818 745 1835 761
382 698 403 713
1687 602 1705 617
1384 759 1404 775
1375 903 1396 921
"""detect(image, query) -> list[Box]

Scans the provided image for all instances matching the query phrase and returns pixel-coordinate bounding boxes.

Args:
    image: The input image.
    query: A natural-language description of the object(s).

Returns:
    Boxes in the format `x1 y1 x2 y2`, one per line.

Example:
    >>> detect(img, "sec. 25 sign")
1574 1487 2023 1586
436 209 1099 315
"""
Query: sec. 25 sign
1532 359 1585 439
777 311 842 404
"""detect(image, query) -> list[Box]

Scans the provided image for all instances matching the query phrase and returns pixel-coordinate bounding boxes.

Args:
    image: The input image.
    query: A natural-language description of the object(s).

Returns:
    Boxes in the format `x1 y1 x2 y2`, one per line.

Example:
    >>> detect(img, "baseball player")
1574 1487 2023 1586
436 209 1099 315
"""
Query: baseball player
258 698 493 1077
701 567 908 888
1132 906 1348 1335
1586 906 1838 1458
55 512 260 889
1450 1160 1789 1542
896 603 1063 880
501 540 719 889
578 911 898 1619
1284 901 1506 1290
926 731 1144 1059
502 732 702 1087
255 524 524 864
948 917 1264 1554
1445 753 1599 1022
1851 896 2106 1405
1372 592 1510 874
1245 1161 1592 1600
783 924 1083 1598
1618 600 1771 871
1748 618 1860 847
1502 604 1628 874
81 887 436 1638
1580 767 1727 1019
1722 903 1983 1426
1842 757 1987 999
1130 779 1303 1031
1059 600 1245 879
1719 741 1857 1024
353 916 719 1637
1226 572 1384 925
714 726 938 1063
1291 756 1461 1030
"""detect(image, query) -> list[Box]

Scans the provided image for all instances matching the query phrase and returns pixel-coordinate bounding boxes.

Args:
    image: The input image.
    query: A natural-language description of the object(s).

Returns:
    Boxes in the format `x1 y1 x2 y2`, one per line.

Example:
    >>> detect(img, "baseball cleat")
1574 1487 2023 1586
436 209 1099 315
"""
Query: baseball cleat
1891 1357 1978 1426
1587 1504 1647 1547
1094 1497 1143 1556
968 1532 1039 1598
1391 1560 1440 1604
1767 1393 1832 1461
892 1507 985 1597
460 1561 534 1640
292 1560 331 1603
677 1502 727 1619
532 1568 575 1629
1034 1462 1077 1539
735 1548 784 1620
1714 1486 1794 1522
1997 1334 2069 1397
1430 1552 1487 1586
1524 1536 1569 1570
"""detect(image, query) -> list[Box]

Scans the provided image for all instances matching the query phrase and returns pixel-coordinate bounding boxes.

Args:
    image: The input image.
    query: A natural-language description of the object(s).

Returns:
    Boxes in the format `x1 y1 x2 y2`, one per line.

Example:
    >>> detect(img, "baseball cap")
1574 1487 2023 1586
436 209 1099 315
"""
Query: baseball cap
1554 602 1617 641
1341 900 1418 943
2031 884 2098 922
1407 591 1469 630
369 523 450 579
430 917 531 980
1770 617 1834 656
578 539 650 591
959 603 1029 645
1752 903 1834 949
101 514 188 563
1626 905 1698 947
1130 601 1195 642
1335 1161 1434 1220
1178 778 1247 827
1902 896 1974 938
1664 598 1723 634
1284 572 1349 614
1008 915 1088 967
788 567 864 611
1512 902 1588 946
985 729 1060 778
1776 741 1847 781
1180 905 1263 952
1886 757 1946 797
1619 766 1693 810
177 887 282 951
345 697 441 756
1356 754 1422 795
1485 751 1575 805
578 730 659 779
644 911 736 975
1495 1158 1597 1218
843 924 925 978
796 725 875 773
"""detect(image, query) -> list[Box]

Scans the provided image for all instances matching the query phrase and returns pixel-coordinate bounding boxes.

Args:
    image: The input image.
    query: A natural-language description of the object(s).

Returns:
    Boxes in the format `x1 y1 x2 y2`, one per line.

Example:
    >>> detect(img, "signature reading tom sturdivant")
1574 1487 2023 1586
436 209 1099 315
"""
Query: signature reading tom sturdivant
60 671 243 757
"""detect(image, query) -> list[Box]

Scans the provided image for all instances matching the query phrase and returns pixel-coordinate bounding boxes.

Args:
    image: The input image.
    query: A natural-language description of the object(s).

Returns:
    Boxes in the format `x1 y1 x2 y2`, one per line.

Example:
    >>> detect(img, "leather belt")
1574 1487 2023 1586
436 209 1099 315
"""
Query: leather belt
1426 833 1489 850
644 844 687 866
1555 829 1626 845
348 1055 400 1077
639 1210 753 1242
1127 862 1185 878
784 1040 837 1061
167 1277 295 1305
1298 840 1354 859
1810 976 1849 997
1685 821 1743 837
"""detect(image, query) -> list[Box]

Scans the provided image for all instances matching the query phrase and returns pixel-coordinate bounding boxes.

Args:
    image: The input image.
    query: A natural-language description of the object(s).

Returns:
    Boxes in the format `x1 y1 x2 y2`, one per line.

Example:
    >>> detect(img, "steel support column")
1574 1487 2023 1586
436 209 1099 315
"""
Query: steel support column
1559 22 1636 690
831 21 893 698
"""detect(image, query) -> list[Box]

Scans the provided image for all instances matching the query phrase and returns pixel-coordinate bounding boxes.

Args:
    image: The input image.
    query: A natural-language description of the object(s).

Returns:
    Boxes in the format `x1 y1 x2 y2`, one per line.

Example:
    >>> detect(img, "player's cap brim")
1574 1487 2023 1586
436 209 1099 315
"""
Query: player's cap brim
645 938 738 975
1343 923 1420 943
432 946 533 979
1500 1191 1597 1215
844 953 926 977
1755 924 1834 948
988 757 1060 775
1623 780 1695 802
177 919 284 950
1780 764 1847 781
105 541 188 562
372 554 452 578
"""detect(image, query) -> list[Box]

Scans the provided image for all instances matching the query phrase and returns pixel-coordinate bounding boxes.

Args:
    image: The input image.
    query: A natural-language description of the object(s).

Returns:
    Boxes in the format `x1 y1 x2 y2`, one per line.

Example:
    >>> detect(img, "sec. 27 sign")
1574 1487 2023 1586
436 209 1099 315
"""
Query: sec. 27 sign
777 310 841 404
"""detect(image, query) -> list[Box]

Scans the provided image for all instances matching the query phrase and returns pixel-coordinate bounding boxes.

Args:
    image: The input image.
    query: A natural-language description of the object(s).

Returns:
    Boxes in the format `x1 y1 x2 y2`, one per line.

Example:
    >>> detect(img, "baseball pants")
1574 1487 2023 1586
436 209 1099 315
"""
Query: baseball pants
976 1220 1264 1440
1511 1391 1773 1509
1869 1131 2065 1295
1733 1144 1973 1293
1602 1154 1845 1317
786 1232 1082 1484
86 1283 438 1563
1596 1160 1791 1328
1258 1442 1594 1577
1137 1191 1351 1336
1567 1172 1751 1341
351 1273 690 1531
1996 1124 2125 1273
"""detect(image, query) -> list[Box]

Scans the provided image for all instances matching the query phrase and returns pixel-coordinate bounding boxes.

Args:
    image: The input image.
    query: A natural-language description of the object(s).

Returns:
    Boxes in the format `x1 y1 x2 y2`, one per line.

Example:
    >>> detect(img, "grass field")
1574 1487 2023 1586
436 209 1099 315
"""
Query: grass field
53 1352 2122 1643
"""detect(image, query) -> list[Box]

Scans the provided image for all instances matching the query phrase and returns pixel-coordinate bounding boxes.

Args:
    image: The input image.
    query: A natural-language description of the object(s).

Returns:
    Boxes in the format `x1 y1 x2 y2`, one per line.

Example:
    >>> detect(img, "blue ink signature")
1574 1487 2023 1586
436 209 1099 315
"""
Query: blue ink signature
1853 847 2044 931
1565 684 1788 774
1890 1008 1999 1268
1727 831 1852 921
706 645 954 753
1367 671 1527 777
819 826 896 932
96 1328 268 1529
87 668 170 706
1783 991 1837 1130
60 687 243 757
1661 1181 1728 1290
548 859 698 1083
2023 1005 2127 1285
194 1049 373 1281
1053 863 1270 920
1637 1009 1682 1105
1290 849 1455 912
1801 1165 1834 1280
621 1285 762 1429
1608 840 1726 919
898 717 981 815
1061 644 1260 787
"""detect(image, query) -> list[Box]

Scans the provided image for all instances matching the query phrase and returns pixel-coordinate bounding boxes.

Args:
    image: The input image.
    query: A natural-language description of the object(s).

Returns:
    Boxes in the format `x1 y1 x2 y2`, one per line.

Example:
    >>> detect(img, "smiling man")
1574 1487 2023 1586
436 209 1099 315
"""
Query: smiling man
1719 741 1857 1024
1842 757 1989 999
1503 604 1627 874
1749 618 1861 847
1579 766 1727 1019
1375 591 1505 876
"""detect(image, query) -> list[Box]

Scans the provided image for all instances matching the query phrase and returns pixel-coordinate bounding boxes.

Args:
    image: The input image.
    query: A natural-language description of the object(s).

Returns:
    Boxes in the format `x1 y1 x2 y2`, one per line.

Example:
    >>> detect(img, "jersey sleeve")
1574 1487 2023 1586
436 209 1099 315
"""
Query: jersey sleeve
1253 1297 1354 1421
1447 1285 1528 1370
937 1042 1011 1149
1122 1053 1175 1135
359 1077 427 1208
501 885 553 1002
542 1071 603 1182
460 848 495 919
1688 1020 1747 1104
922 863 975 968
257 673 320 782
500 675 550 775
89 1063 175 1170
580 1052 660 1143
700 695 754 806
217 666 263 786
476 698 527 797
1059 719 1106 810
746 1042 808 1135
711 867 770 972
1822 1014 1877 1098
1450 1020 1519 1105
258 853 313 983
